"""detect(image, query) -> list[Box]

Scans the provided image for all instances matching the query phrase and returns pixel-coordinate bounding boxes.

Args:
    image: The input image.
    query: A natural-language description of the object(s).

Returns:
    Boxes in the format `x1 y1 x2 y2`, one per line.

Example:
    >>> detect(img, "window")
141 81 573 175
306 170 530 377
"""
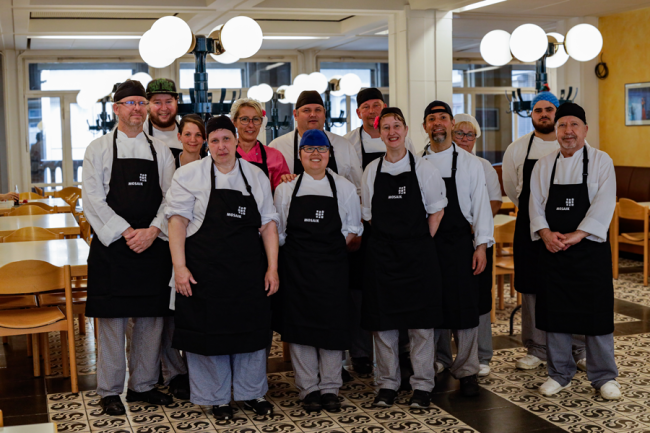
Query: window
179 61 292 89
29 62 148 91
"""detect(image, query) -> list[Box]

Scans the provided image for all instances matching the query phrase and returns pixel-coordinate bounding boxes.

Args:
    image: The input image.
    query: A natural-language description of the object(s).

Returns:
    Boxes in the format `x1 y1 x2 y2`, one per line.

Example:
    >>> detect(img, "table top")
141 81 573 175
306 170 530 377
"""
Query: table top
0 238 89 276
0 424 57 432
494 214 516 227
0 198 71 214
500 196 514 209
0 213 79 237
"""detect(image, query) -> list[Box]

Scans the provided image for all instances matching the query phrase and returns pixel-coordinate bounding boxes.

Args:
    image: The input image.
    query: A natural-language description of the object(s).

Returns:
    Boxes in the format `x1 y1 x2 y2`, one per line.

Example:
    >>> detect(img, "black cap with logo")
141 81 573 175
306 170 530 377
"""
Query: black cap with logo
146 78 179 99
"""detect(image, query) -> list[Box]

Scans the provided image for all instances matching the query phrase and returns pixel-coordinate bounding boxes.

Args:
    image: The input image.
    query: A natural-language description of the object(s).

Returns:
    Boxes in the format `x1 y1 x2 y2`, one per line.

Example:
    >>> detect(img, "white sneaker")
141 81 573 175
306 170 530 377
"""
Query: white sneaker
478 364 490 377
576 358 587 372
539 377 571 396
600 380 622 400
435 361 445 374
516 354 544 370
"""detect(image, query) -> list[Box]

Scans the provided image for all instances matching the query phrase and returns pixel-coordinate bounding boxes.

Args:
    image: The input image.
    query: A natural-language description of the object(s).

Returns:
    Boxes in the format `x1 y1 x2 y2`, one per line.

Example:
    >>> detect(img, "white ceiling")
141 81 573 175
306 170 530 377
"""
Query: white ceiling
1 0 649 56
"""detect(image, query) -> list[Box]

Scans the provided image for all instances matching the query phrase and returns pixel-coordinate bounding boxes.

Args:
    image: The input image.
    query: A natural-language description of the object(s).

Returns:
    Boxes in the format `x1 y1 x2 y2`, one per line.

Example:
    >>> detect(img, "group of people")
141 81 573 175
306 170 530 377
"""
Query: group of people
81 77 621 421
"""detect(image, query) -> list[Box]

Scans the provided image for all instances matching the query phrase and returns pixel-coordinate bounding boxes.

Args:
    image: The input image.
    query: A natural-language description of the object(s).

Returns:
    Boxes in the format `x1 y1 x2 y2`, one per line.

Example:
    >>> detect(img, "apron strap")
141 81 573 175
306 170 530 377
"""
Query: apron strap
359 127 365 158
293 130 304 176
210 158 253 195
422 143 430 158
113 128 157 163
291 169 339 203
582 145 589 185
524 132 535 160
451 143 458 180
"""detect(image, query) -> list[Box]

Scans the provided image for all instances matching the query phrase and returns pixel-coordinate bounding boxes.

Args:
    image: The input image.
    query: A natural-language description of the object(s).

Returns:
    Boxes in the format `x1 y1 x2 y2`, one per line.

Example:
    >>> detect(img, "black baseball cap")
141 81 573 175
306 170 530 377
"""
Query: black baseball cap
146 78 178 99
423 100 453 121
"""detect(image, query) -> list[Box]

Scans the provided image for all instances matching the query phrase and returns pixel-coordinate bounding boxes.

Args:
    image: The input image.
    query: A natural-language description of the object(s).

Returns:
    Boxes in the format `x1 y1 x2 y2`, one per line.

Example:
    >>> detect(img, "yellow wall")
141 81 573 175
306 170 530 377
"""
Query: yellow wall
599 8 650 166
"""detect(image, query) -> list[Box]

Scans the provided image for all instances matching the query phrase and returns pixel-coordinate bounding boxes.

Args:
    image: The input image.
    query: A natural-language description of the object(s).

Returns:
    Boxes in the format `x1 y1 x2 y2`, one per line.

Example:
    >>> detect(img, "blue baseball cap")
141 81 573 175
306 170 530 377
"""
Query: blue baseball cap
300 129 330 148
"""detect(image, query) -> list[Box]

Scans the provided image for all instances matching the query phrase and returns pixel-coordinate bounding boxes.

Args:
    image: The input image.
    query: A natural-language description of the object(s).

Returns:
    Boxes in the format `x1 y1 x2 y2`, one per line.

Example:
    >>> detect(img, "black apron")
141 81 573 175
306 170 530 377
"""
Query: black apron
433 144 480 330
174 151 205 169
361 151 442 331
86 129 172 318
274 172 350 350
535 147 614 336
172 159 271 356
513 133 542 295
236 141 270 179
293 130 338 175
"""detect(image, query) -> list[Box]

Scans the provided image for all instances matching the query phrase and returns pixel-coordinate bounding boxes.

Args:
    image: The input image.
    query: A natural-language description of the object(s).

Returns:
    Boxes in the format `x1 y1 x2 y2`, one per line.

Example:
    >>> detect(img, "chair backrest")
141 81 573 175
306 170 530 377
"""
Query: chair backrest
494 219 517 244
21 202 57 212
33 187 44 197
53 187 81 203
1 227 64 243
8 206 52 216
617 198 648 221
19 192 44 200
79 218 92 245
0 260 69 295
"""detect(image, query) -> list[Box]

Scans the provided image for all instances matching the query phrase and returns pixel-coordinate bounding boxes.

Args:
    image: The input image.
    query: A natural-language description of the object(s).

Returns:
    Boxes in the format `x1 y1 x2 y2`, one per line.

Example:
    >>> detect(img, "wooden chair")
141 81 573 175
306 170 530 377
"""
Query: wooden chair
0 261 78 393
52 187 81 206
22 202 58 213
19 192 44 200
612 198 649 286
34 186 44 197
8 206 53 216
0 227 64 243
493 219 518 319
79 217 92 245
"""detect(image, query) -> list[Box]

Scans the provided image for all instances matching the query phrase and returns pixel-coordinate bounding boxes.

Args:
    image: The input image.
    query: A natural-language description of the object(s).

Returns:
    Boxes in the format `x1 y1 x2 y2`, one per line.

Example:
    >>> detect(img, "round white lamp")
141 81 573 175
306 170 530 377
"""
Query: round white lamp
139 30 176 68
565 24 603 62
277 85 291 104
308 72 329 94
151 16 193 59
220 16 264 59
339 73 362 96
130 72 153 88
293 74 311 94
247 85 260 101
209 51 239 64
284 85 300 104
510 24 548 63
256 84 274 103
329 75 345 97
480 30 512 66
545 33 569 68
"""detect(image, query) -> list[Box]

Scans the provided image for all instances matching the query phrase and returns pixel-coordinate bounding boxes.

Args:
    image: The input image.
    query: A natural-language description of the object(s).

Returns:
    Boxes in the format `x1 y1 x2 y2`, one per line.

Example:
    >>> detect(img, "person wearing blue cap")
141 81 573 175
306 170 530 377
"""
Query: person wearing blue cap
502 92 586 372
273 129 362 413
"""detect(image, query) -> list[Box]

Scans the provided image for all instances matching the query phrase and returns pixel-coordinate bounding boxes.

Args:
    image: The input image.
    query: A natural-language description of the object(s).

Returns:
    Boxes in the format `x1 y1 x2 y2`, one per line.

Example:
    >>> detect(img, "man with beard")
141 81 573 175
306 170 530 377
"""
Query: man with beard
502 92 586 371
529 102 619 399
144 78 183 157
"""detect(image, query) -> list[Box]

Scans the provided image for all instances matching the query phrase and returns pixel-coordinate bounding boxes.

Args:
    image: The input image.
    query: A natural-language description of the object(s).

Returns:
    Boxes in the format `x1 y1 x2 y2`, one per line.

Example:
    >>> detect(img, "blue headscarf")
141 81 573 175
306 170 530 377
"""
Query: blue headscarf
531 92 559 109
300 129 330 148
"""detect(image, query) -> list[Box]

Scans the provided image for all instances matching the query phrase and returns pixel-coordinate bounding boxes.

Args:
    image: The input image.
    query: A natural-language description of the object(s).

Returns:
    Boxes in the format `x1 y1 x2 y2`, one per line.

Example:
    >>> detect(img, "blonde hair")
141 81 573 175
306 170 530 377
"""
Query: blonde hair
230 98 264 120
454 120 477 134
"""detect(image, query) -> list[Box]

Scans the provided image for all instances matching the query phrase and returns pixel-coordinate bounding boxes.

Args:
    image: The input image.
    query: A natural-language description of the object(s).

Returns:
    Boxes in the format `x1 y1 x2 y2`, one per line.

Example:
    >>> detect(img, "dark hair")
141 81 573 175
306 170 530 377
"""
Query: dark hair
179 114 206 139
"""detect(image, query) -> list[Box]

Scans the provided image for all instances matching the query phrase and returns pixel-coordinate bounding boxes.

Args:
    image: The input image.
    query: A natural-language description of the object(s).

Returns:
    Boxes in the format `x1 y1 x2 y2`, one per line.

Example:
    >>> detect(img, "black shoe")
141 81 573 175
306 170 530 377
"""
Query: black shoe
126 388 174 405
342 367 353 383
244 397 274 415
459 374 480 397
168 373 190 401
373 388 397 407
409 390 431 408
321 393 341 412
351 357 373 375
212 404 234 420
302 391 322 412
100 395 125 416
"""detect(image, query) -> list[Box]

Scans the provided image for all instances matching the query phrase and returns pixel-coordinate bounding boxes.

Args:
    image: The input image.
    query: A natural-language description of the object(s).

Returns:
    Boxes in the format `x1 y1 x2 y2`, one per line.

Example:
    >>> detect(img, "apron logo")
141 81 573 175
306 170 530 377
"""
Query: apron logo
305 210 324 223
128 173 147 186
557 198 575 211
388 186 406 199
238 206 246 215
227 206 246 219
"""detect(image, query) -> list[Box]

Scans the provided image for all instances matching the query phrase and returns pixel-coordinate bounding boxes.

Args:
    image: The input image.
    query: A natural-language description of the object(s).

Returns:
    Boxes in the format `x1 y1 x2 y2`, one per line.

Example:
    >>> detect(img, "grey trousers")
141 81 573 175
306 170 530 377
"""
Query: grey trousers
522 294 586 361
97 317 164 397
289 343 343 399
434 327 480 378
186 349 268 406
547 332 618 389
478 313 493 366
434 329 453 368
349 291 373 359
161 316 188 385
374 329 435 392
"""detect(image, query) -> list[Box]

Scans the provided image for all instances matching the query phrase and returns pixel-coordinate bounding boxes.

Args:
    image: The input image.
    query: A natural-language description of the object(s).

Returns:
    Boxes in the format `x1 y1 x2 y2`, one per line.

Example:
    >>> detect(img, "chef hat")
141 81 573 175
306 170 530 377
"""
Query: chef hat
113 79 147 102
300 129 330 148
296 91 324 109
453 113 481 138
357 88 384 107
206 115 237 139
554 102 587 125
531 91 559 109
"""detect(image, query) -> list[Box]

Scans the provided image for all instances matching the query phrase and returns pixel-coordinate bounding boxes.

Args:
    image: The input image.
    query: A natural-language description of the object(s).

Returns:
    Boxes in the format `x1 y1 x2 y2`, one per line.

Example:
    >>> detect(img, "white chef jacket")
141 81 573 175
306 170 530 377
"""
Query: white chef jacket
274 172 363 246
477 156 503 203
82 130 175 247
502 132 560 207
143 118 182 150
361 151 447 222
344 127 417 166
423 145 495 248
529 145 616 243
269 130 363 194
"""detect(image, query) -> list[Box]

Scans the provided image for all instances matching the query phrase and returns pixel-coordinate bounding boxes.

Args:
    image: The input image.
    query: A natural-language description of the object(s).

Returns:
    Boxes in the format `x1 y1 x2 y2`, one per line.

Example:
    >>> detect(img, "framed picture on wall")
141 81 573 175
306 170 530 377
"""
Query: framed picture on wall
625 83 650 126
475 108 500 131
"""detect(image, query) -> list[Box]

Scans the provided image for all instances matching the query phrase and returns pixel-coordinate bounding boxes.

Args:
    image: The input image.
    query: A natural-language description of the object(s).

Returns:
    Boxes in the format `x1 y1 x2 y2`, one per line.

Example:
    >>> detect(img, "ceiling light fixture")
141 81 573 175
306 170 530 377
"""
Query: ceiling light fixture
453 0 507 13
31 35 141 39
263 36 330 40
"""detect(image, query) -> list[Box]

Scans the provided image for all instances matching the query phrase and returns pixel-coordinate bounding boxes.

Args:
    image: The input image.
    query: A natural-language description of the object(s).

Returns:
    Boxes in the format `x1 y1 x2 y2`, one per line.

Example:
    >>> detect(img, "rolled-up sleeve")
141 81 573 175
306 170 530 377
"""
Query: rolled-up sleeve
151 146 175 238
254 170 280 227
470 162 495 248
361 164 374 221
578 155 616 242
273 182 291 246
502 144 520 207
529 161 550 240
82 144 130 247
347 146 364 196
420 161 448 215
342 186 363 236
164 170 197 223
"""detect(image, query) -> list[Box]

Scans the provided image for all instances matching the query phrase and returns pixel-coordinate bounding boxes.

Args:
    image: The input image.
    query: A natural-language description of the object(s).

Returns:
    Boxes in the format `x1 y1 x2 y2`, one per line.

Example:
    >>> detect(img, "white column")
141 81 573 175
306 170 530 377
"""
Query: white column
388 7 453 150
2 50 28 191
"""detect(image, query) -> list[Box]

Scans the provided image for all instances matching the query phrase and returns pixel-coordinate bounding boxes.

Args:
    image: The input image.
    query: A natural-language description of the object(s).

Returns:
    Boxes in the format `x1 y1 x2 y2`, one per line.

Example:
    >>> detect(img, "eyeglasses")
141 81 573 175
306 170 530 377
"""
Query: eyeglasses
237 116 263 126
453 131 476 140
115 101 149 108
301 146 329 154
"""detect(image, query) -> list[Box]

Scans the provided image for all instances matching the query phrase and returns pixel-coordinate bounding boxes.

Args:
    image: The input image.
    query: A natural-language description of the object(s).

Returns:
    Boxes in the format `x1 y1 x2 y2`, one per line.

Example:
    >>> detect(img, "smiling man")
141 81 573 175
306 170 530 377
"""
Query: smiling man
144 78 182 157
528 102 619 400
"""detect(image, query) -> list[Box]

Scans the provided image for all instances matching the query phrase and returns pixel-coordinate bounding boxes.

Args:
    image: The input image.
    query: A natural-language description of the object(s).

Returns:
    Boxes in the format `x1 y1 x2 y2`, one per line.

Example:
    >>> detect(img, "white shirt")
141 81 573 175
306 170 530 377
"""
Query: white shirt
82 130 175 247
529 145 616 243
269 130 363 194
274 172 363 246
478 156 503 203
423 145 495 248
361 151 447 221
502 132 560 207
143 119 181 150
344 127 417 166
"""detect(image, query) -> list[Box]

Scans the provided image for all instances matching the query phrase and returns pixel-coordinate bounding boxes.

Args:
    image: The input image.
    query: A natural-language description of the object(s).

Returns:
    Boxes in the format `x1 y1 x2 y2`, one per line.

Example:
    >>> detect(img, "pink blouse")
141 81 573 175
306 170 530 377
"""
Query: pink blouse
237 141 290 191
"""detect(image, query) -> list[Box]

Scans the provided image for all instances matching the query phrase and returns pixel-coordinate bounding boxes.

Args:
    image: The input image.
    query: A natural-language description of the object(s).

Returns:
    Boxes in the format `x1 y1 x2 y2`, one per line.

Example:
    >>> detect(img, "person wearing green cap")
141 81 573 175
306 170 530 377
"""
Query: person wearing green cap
144 78 182 156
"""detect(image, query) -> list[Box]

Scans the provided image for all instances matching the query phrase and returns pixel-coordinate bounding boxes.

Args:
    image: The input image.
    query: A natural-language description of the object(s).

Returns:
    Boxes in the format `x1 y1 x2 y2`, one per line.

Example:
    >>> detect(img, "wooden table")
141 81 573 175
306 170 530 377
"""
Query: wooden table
0 214 79 237
0 198 71 215
494 214 516 227
0 238 89 277
500 196 515 210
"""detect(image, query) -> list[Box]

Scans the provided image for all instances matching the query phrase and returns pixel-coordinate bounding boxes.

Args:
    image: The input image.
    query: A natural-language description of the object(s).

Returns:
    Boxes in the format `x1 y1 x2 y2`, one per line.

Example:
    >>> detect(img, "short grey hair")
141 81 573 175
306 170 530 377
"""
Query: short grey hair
230 98 264 120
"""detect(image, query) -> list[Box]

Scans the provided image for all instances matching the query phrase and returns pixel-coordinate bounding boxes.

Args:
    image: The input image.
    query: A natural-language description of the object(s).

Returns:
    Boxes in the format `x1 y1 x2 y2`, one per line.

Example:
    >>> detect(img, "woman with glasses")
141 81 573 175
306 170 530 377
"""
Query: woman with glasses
166 115 280 420
273 129 362 413
231 98 290 191
174 114 208 169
